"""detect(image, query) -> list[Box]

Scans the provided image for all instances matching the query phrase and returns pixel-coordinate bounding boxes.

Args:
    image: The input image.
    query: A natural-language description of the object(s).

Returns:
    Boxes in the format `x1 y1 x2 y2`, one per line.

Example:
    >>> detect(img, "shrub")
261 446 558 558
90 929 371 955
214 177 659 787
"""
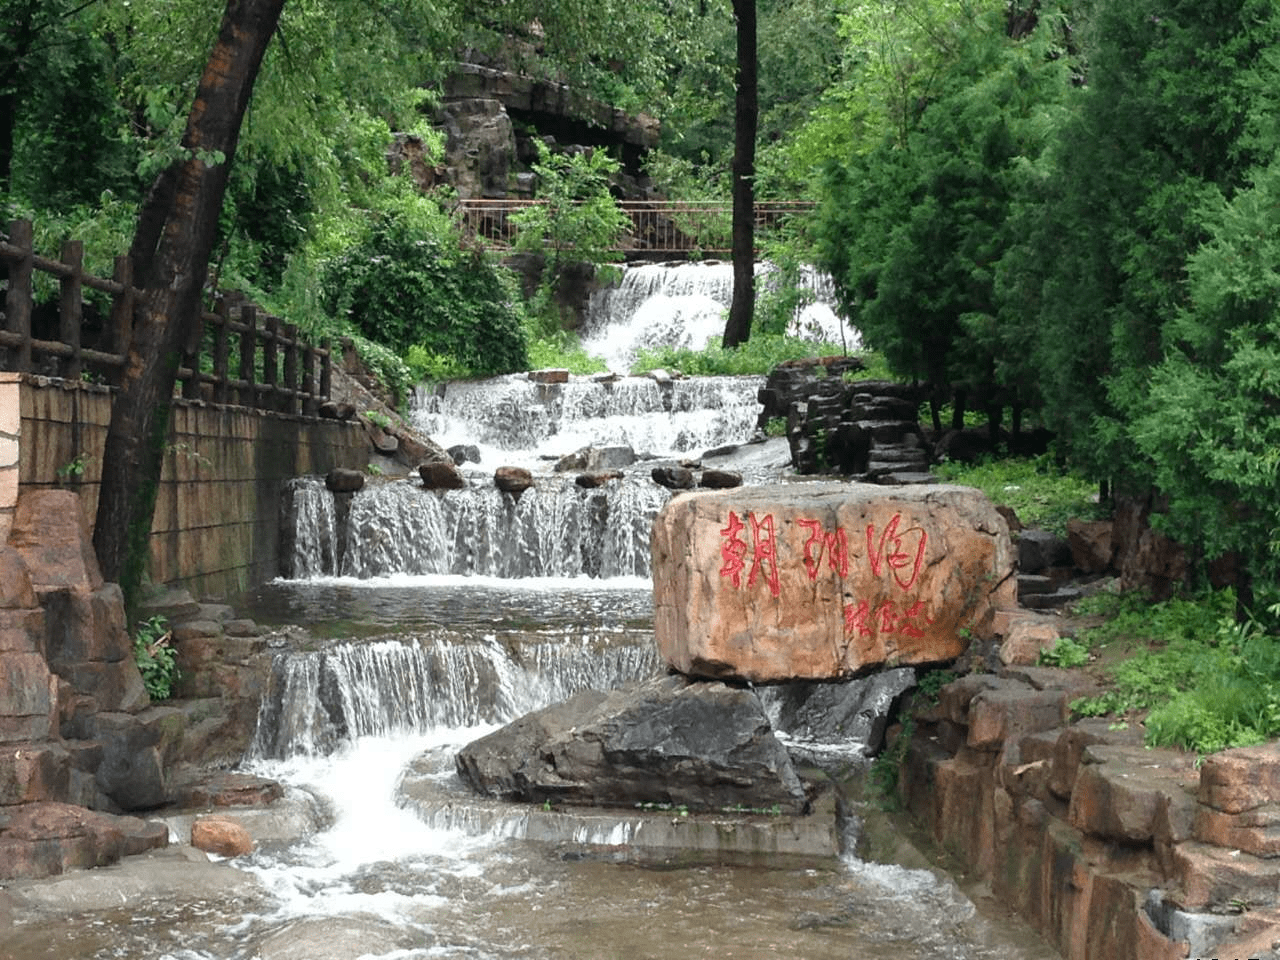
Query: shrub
133 615 179 701
631 335 853 377
323 210 528 376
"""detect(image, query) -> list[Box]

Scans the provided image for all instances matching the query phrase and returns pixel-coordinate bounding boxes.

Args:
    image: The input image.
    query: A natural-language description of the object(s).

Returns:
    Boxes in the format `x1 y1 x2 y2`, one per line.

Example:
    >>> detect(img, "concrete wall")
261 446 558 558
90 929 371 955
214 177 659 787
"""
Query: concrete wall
9 374 365 599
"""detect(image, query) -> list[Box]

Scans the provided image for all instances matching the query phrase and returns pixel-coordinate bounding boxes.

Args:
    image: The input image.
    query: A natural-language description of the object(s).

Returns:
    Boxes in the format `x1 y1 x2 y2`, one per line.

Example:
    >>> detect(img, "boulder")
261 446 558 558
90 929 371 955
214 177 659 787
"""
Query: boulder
325 468 364 494
419 461 466 491
575 471 622 489
8 490 103 592
650 482 1016 683
448 444 481 465
1017 529 1072 575
455 674 809 813
191 815 253 857
1067 519 1115 574
0 802 168 881
651 465 695 490
764 667 916 756
699 469 743 490
494 466 534 495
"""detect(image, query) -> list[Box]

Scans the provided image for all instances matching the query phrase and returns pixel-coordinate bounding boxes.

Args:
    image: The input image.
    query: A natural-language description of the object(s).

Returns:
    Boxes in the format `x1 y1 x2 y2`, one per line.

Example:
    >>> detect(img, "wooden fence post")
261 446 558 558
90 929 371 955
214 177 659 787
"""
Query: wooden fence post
239 304 257 408
320 338 332 404
282 322 299 415
59 239 84 382
4 220 33 372
302 340 317 416
106 255 134 385
180 307 207 400
213 297 231 405
263 314 279 412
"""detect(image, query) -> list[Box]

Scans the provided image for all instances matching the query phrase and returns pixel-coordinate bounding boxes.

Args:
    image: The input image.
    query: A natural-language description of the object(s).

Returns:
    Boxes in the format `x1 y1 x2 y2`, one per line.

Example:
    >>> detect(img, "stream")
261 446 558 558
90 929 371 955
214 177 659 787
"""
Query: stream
0 262 1057 960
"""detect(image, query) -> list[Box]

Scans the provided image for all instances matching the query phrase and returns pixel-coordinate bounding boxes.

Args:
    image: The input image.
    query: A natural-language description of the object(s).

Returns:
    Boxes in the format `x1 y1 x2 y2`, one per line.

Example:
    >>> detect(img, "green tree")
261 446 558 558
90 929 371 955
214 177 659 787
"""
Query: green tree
1027 0 1280 480
324 198 529 377
510 142 629 330
814 2 1073 431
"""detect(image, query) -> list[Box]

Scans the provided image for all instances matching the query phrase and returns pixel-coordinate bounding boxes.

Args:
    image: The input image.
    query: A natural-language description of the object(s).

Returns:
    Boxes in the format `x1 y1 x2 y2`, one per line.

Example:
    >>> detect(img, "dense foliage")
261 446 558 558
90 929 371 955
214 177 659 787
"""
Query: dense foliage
322 203 528 377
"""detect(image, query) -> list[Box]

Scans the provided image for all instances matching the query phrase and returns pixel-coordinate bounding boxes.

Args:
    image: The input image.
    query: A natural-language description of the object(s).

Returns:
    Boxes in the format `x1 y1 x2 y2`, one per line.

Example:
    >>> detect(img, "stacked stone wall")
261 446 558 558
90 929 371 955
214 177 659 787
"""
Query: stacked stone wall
10 374 366 599
898 670 1280 960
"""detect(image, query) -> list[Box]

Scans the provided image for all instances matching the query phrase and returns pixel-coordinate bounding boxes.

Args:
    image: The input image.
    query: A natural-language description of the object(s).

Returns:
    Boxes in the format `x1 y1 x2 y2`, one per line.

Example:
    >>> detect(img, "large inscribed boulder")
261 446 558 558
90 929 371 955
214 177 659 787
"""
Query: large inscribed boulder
651 482 1015 682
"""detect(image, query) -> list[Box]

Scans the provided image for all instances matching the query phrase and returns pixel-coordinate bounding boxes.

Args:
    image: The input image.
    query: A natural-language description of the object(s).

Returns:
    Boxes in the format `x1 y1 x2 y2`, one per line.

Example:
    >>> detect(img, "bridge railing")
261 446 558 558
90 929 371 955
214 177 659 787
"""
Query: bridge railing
455 199 815 256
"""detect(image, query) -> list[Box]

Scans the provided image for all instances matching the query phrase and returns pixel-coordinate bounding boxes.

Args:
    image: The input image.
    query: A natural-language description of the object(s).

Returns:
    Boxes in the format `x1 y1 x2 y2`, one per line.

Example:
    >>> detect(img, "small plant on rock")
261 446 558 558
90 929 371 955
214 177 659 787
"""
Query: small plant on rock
133 615 179 701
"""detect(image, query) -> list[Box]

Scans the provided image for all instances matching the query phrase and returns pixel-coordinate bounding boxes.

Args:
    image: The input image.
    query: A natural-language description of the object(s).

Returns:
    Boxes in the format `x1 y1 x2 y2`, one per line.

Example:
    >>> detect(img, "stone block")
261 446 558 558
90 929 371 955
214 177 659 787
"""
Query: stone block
651 482 1016 682
1197 743 1280 814
967 683 1067 751
936 673 1003 725
999 615 1062 666
1193 803 1280 858
1170 840 1280 911
0 651 57 720
56 659 147 714
0 607 47 654
1067 745 1198 845
7 490 104 591
0 546 37 609
43 584 131 666
0 742 71 804
1049 719 1144 801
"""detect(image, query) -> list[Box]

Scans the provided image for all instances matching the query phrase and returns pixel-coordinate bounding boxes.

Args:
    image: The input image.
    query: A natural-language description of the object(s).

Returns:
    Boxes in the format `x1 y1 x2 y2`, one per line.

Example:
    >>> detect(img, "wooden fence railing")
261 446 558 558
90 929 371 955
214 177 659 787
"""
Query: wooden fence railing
0 219 332 414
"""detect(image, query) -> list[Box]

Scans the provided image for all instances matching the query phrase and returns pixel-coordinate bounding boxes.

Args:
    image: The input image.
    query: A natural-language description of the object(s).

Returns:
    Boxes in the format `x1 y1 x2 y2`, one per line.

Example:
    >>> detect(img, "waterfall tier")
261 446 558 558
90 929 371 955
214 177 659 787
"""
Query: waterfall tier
581 261 860 372
284 474 669 579
411 372 765 464
250 629 661 759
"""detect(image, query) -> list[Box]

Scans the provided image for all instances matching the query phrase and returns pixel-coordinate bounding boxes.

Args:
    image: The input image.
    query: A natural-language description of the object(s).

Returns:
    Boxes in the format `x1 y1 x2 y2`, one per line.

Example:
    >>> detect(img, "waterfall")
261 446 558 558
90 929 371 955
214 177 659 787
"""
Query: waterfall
410 372 765 461
284 474 669 579
581 260 860 372
249 629 662 759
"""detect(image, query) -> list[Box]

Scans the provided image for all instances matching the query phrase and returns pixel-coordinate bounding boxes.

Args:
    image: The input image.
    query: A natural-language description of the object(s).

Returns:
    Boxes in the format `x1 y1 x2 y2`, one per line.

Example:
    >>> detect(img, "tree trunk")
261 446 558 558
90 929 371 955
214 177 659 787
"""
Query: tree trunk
92 0 286 602
722 0 757 349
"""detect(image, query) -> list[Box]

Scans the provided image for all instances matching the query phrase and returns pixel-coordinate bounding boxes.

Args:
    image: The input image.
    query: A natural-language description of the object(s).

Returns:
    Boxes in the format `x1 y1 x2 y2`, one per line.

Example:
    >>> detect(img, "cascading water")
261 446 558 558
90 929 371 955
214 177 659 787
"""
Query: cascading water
580 260 861 373
285 472 667 579
410 372 766 463
0 263 1056 960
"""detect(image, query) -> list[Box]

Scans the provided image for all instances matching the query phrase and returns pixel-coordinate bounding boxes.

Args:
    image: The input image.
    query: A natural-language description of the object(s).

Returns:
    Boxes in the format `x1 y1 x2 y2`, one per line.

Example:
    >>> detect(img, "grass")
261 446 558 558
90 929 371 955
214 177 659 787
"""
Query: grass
1063 588 1280 755
630 335 856 377
932 455 1104 536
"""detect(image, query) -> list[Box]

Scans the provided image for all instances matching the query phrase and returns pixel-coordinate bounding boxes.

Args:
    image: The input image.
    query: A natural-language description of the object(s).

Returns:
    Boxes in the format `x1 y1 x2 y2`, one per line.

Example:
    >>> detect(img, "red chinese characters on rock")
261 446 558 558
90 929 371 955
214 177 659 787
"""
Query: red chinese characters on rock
717 510 935 638
718 510 781 598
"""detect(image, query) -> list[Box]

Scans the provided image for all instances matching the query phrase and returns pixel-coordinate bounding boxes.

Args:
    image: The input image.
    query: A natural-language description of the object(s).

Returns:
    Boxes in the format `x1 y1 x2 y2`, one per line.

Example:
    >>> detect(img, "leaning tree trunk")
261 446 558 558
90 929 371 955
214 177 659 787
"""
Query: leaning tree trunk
722 0 757 349
93 0 286 603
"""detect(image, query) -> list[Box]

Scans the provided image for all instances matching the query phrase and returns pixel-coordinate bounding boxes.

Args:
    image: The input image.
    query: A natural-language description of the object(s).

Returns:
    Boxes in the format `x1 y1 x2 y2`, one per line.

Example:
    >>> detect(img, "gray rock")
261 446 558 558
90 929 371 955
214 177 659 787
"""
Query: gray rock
447 444 481 465
455 674 809 813
651 465 695 490
763 667 917 757
325 468 365 494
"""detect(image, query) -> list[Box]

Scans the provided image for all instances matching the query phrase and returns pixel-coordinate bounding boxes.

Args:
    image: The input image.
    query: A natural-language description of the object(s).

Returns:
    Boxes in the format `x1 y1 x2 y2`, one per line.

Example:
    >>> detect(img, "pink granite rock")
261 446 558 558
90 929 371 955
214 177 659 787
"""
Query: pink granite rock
650 482 1016 682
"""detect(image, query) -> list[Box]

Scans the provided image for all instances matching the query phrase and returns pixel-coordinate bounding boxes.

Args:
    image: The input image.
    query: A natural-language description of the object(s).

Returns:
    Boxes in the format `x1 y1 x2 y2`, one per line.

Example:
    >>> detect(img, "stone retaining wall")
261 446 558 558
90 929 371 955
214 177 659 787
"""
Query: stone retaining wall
898 668 1280 960
6 374 366 599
